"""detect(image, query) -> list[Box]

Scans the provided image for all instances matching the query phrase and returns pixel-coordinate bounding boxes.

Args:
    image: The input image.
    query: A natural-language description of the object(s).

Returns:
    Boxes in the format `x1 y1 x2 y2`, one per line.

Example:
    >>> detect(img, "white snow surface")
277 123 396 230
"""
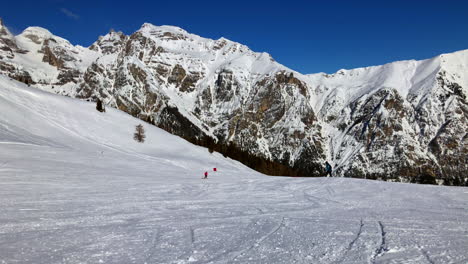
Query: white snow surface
1 76 468 263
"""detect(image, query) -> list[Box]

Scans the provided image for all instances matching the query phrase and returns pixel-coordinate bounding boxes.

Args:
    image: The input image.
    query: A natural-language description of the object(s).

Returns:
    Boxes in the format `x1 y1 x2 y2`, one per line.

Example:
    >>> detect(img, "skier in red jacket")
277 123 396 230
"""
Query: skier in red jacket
203 171 208 179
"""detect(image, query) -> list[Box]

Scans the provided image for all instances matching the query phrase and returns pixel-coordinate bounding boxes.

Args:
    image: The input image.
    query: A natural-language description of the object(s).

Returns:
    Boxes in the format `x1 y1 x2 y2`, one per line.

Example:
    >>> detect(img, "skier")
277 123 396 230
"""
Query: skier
213 168 217 172
325 161 332 177
203 171 208 179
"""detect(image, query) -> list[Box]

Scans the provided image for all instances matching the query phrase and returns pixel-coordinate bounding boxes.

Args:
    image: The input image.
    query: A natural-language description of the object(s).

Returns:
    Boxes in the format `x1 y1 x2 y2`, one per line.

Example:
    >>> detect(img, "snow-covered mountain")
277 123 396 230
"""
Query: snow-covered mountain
0 18 466 185
307 51 468 184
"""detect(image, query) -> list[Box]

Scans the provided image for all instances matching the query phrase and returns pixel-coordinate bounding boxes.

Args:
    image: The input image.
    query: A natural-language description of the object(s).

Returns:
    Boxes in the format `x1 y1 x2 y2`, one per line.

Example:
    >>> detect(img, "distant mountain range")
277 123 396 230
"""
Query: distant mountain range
1 18 466 185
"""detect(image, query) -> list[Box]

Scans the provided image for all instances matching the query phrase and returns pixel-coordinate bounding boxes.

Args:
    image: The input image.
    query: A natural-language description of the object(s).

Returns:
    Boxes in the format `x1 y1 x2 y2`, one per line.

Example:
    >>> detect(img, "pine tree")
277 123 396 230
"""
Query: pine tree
96 98 105 112
133 124 146 143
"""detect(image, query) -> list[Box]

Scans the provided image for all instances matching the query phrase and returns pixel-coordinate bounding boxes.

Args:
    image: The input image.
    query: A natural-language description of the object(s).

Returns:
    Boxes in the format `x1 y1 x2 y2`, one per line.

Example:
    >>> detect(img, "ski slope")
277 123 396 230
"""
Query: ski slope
0 76 467 264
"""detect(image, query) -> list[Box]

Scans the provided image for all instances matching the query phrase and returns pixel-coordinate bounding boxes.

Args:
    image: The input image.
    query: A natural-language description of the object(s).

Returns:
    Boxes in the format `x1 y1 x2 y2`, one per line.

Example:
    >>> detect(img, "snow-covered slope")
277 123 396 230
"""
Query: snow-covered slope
0 74 253 179
0 18 467 184
1 76 467 263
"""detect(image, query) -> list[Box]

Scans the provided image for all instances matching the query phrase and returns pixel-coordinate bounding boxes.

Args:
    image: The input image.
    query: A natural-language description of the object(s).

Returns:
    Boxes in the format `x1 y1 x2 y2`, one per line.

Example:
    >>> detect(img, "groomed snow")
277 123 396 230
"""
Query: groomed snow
0 76 467 264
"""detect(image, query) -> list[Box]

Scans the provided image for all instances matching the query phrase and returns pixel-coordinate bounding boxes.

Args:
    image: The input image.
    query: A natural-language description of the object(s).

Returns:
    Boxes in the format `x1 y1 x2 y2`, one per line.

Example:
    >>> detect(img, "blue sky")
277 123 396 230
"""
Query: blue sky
3 0 468 73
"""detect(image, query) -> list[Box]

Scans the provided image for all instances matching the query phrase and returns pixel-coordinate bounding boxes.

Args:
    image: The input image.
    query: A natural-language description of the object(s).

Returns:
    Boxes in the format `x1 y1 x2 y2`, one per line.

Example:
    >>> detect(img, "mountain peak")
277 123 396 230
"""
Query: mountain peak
138 23 192 41
139 23 186 33
90 29 127 54
22 26 52 36
105 29 126 38
0 18 22 58
19 26 53 43
0 18 13 38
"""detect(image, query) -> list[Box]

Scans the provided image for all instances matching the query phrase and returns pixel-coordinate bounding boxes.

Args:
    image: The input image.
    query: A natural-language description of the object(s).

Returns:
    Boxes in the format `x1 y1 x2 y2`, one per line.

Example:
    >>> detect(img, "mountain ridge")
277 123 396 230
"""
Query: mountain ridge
1 19 466 185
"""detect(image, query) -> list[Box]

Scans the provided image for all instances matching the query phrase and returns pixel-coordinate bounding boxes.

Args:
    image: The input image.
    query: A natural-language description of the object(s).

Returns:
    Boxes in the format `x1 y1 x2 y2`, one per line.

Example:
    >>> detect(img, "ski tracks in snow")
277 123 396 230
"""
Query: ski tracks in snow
413 241 436 264
334 218 364 264
143 230 160 264
370 221 389 264
302 184 344 206
189 227 195 244
231 217 286 262
419 246 435 264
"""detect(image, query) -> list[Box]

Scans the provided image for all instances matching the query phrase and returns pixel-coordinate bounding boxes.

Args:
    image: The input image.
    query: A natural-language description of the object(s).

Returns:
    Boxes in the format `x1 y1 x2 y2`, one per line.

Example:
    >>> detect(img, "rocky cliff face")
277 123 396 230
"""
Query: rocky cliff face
307 54 468 185
0 19 466 184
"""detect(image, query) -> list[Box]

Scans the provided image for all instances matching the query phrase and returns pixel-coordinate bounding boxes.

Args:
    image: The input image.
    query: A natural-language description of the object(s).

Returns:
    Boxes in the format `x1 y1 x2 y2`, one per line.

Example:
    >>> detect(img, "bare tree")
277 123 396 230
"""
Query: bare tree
133 124 146 143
